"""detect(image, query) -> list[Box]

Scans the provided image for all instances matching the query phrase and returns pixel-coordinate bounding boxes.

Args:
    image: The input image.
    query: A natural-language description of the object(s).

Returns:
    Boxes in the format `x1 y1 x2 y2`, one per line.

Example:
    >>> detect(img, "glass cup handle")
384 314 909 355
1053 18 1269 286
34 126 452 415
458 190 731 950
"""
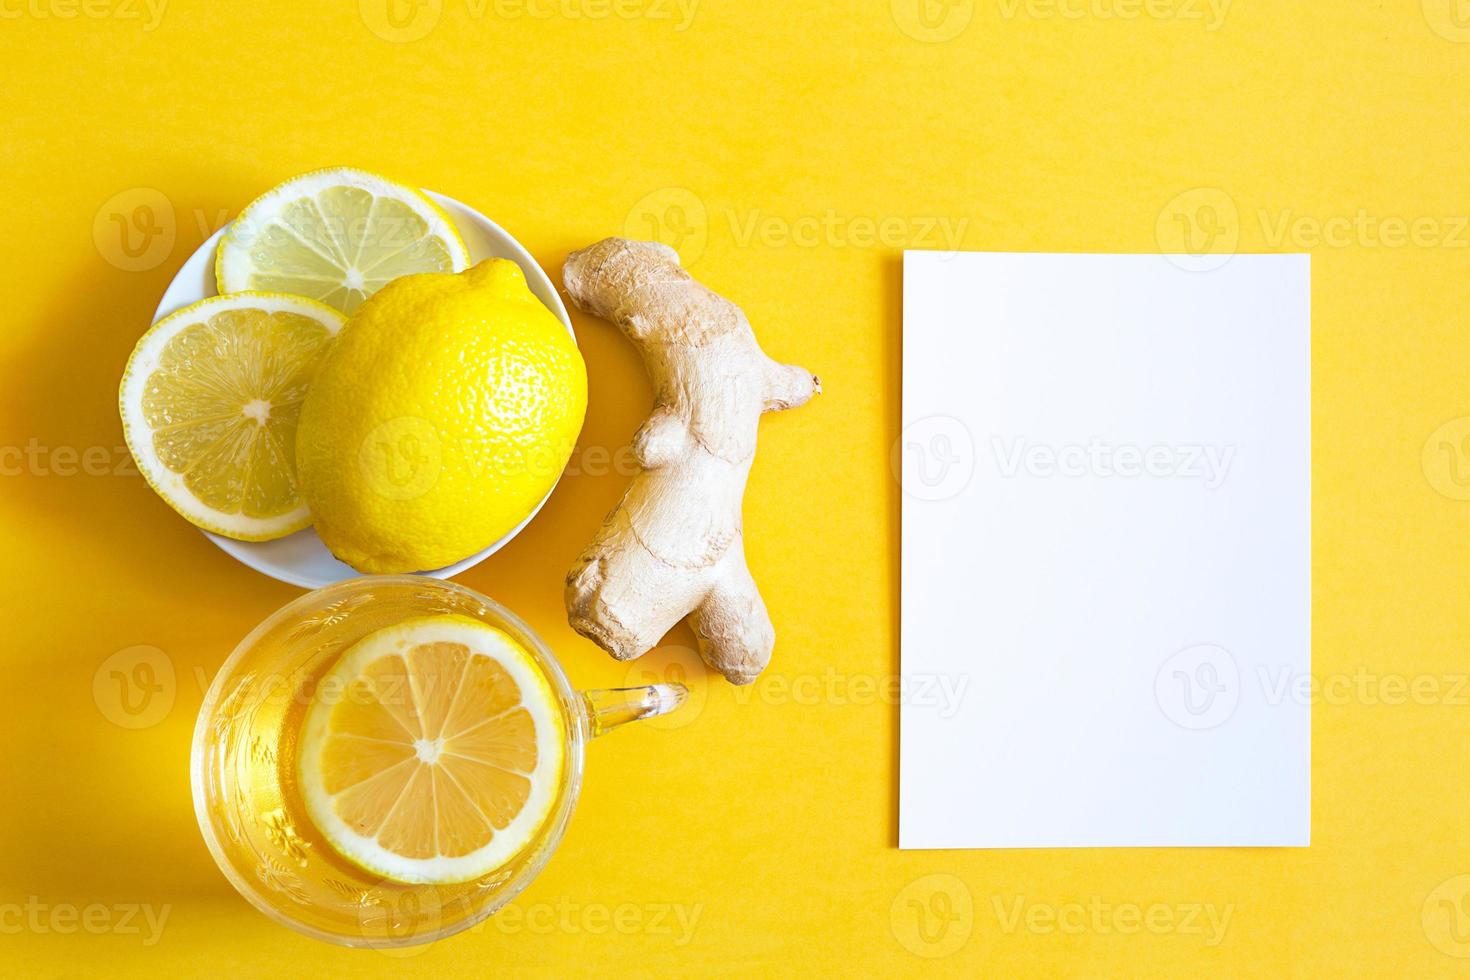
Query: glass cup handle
580 684 688 737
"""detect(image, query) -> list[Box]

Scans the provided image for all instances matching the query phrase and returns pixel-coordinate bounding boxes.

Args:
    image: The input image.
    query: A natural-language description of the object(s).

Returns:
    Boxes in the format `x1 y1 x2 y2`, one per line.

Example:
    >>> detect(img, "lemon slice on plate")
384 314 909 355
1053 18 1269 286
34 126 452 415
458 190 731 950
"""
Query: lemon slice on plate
216 167 470 314
297 615 567 884
119 293 344 541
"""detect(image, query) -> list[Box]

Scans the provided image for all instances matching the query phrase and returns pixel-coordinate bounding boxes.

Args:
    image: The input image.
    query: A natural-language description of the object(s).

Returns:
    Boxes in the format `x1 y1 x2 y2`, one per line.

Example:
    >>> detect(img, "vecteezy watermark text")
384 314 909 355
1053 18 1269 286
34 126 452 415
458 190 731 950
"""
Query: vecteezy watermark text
996 0 1230 30
729 668 971 717
891 0 1229 42
472 899 702 945
0 440 137 478
0 898 170 946
0 0 167 31
991 895 1233 946
625 187 971 267
1158 187 1470 272
726 209 969 252
1157 645 1470 732
359 0 698 42
992 437 1236 489
1258 667 1470 708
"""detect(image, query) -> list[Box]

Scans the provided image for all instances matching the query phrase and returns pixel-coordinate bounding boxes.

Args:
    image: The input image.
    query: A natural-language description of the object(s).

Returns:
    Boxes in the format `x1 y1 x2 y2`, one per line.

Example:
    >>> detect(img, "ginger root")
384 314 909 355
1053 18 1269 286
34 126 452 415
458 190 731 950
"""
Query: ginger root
561 238 820 684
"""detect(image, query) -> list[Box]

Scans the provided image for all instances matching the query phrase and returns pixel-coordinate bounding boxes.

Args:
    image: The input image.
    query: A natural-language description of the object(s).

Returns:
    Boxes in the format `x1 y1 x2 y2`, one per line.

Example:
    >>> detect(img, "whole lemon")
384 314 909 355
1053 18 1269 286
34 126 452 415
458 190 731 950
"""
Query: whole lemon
296 259 587 573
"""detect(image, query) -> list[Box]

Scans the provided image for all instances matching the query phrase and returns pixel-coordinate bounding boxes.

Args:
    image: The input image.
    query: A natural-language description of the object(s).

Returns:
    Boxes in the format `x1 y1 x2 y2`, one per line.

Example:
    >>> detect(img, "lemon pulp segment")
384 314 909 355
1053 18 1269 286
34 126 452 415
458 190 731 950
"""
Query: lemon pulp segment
119 293 344 540
296 615 566 884
216 167 469 315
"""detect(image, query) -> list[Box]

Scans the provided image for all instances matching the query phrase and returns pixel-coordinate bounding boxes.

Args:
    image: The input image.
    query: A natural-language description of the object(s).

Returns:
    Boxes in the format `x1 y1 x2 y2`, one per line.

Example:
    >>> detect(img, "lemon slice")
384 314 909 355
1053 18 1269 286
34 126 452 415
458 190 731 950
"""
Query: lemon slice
297 615 567 884
216 167 470 315
119 293 344 541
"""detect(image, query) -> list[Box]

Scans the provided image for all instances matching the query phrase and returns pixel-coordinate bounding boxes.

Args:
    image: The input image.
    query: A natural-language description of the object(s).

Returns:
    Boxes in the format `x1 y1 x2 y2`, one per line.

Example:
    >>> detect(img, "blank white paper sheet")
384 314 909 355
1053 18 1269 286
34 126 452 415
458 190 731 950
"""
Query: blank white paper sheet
899 251 1310 849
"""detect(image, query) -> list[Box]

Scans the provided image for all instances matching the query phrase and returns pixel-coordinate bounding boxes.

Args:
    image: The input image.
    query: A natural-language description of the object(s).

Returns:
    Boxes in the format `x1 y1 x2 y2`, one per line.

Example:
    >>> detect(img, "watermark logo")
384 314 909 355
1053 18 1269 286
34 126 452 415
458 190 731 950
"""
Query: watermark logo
359 887 443 957
891 873 973 958
359 416 443 501
1154 643 1238 730
91 186 233 274
93 187 175 272
895 415 976 502
93 645 175 730
1157 187 1239 272
1423 0 1470 42
891 0 975 42
1423 875 1470 957
1422 418 1470 501
624 187 709 266
623 644 710 730
359 0 443 41
727 209 968 252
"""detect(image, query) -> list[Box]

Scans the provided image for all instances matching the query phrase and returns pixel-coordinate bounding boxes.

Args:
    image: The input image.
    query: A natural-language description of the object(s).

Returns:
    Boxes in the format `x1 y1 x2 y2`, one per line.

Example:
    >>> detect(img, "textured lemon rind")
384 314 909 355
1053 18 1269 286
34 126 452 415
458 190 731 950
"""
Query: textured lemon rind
296 259 588 573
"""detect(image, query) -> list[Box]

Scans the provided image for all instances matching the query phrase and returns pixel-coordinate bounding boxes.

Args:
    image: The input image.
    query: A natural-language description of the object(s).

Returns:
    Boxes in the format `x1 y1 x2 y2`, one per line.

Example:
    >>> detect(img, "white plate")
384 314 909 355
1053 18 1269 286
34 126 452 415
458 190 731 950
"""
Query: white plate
151 190 575 590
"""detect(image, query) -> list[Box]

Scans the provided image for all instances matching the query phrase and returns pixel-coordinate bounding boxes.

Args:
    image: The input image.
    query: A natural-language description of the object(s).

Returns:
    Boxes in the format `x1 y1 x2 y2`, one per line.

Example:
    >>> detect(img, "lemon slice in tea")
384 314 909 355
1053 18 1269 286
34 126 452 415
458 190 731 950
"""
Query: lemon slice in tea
215 167 470 315
119 292 344 541
297 615 566 884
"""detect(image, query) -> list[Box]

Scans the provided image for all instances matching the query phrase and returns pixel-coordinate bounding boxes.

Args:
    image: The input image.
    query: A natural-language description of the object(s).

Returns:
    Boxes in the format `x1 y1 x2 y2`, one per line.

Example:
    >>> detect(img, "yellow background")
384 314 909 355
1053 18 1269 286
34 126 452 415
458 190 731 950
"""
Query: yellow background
2 0 1469 975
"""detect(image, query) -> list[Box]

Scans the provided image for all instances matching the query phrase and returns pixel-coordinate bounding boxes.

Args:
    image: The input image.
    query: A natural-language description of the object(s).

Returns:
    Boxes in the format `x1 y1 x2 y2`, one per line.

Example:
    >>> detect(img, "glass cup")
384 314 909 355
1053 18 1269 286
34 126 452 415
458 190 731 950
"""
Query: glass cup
190 575 687 948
